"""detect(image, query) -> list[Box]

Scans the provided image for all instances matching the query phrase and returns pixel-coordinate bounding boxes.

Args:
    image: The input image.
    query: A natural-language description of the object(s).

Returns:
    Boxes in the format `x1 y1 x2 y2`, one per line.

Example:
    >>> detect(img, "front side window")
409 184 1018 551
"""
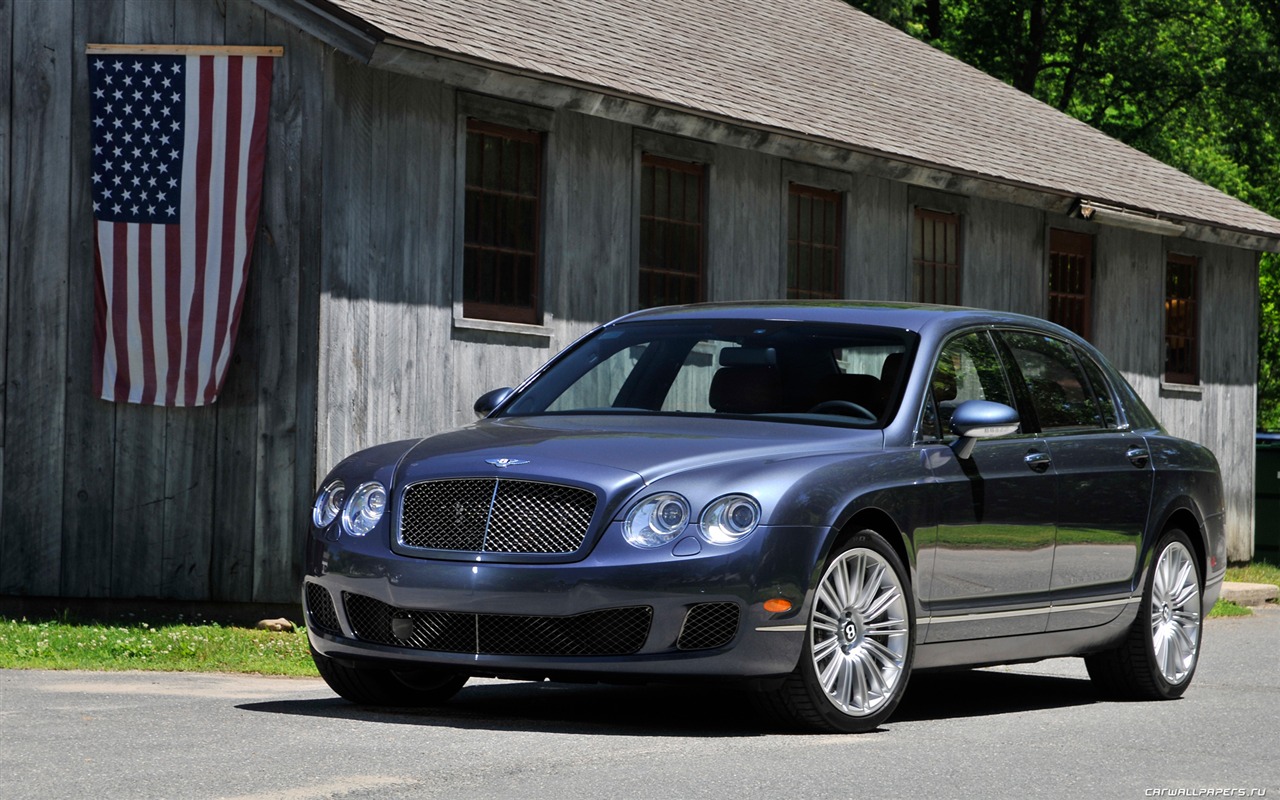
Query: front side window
1164 254 1199 384
463 120 542 324
639 155 705 309
913 208 961 305
1048 229 1093 339
1001 331 1105 431
787 184 842 300
921 330 1015 440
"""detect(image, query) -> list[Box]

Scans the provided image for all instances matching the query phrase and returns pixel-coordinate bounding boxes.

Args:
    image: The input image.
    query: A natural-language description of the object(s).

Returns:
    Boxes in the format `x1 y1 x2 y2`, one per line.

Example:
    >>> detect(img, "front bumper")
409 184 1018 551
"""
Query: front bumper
304 522 827 680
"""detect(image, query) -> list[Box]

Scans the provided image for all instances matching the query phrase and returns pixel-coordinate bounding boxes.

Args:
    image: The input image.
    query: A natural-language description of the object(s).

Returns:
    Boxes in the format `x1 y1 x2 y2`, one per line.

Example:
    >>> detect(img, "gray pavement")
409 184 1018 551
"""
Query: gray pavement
2 607 1278 800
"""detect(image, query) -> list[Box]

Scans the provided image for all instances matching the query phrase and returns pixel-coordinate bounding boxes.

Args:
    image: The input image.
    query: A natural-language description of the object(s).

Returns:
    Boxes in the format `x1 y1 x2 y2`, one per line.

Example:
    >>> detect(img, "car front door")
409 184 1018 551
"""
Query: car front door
919 329 1056 642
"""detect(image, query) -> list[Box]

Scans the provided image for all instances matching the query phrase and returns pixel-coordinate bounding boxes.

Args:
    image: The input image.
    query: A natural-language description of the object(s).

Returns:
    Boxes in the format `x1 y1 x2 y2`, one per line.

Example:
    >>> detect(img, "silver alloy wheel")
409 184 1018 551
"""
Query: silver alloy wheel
1150 539 1201 685
809 546 910 717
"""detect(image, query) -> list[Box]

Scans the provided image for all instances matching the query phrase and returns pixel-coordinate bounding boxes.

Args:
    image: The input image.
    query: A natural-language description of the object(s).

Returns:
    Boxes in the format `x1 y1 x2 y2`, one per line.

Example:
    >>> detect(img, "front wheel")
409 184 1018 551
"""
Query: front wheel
312 646 468 707
759 530 915 732
1085 529 1202 700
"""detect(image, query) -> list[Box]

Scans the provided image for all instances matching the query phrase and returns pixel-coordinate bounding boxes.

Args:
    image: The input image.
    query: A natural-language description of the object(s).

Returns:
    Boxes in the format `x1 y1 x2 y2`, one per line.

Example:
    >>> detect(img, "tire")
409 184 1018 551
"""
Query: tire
759 530 915 733
1085 529 1203 700
311 646 468 707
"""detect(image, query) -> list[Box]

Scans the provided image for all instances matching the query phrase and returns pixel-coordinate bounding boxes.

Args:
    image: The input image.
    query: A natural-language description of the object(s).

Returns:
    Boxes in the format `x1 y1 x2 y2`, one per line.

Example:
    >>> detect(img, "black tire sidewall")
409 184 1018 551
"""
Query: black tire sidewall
797 529 916 732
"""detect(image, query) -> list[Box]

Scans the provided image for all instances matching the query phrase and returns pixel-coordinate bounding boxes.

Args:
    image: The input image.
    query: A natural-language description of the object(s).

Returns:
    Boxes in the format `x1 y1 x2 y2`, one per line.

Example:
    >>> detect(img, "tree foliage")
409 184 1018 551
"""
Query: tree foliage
844 0 1280 428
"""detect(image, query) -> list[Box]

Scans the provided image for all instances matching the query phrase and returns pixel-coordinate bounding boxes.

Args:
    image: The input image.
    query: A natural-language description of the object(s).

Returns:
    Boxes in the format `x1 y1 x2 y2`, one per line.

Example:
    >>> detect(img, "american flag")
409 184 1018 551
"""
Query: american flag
88 49 273 406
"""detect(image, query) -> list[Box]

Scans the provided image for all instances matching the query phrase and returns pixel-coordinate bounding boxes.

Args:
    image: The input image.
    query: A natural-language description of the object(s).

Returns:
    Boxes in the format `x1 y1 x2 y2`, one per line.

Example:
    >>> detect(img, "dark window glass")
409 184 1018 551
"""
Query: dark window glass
1164 254 1199 384
464 120 542 324
788 184 842 300
923 331 1014 439
639 155 705 309
1076 349 1119 428
913 208 961 305
1048 229 1093 339
1002 331 1103 431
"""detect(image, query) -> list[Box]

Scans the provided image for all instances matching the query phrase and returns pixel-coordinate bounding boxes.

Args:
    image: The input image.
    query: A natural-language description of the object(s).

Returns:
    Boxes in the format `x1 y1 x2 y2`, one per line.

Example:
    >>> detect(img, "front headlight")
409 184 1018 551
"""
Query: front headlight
623 493 690 548
312 480 345 528
341 481 387 536
699 494 761 543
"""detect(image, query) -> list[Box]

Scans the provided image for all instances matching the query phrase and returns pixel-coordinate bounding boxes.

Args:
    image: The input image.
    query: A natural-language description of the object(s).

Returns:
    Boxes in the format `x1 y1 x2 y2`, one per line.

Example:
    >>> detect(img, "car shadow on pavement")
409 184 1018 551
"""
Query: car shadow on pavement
237 668 1100 736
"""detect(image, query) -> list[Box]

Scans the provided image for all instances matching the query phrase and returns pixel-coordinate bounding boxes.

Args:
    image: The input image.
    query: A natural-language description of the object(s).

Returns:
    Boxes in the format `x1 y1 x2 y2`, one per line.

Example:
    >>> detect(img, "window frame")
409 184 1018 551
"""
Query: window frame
1163 253 1200 385
638 153 707 309
1047 229 1094 340
460 118 545 326
787 183 843 300
913 208 963 306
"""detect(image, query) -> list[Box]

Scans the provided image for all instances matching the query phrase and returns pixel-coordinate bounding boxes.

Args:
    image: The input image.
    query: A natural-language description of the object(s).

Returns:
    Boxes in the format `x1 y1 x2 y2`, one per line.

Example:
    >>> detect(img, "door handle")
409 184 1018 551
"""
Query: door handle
1126 447 1150 468
1024 451 1052 473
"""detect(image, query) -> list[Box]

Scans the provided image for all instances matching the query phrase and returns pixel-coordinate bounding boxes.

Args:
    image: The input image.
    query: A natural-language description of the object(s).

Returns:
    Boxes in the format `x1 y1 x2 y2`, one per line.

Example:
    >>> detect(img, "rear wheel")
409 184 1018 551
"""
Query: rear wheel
1085 529 1202 700
759 530 915 732
311 646 467 707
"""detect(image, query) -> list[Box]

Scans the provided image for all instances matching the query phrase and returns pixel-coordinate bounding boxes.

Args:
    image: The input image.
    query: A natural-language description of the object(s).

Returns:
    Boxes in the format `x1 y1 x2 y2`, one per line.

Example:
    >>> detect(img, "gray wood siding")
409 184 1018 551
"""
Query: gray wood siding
1092 227 1258 559
1 0 1262 602
2 0 319 602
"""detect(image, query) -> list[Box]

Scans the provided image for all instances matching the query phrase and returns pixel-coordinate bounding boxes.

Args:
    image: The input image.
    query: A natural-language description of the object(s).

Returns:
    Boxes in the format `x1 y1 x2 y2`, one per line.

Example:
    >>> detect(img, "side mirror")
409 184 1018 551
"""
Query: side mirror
474 387 514 419
949 400 1020 460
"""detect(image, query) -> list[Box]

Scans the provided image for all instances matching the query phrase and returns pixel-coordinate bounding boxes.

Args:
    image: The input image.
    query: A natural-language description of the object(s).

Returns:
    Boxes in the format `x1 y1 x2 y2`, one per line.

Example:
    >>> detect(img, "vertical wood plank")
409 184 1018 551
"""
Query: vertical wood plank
208 0 264 601
61 0 125 598
158 0 225 599
847 175 908 301
0 0 12 576
1 0 73 595
708 146 782 302
107 0 177 599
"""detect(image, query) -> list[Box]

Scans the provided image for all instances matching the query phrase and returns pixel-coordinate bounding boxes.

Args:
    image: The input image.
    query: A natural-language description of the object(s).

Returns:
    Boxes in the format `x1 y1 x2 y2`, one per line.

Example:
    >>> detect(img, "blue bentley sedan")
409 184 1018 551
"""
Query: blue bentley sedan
304 302 1225 733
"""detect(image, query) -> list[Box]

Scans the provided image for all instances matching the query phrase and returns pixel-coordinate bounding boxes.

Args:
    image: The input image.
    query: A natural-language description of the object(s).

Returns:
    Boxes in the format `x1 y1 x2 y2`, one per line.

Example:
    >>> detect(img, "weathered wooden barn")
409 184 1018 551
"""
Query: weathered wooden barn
3 0 1278 605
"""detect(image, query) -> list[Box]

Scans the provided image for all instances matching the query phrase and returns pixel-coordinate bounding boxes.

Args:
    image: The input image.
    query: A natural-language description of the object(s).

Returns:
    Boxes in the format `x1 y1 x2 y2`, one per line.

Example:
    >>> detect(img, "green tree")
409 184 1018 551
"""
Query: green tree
845 0 1280 428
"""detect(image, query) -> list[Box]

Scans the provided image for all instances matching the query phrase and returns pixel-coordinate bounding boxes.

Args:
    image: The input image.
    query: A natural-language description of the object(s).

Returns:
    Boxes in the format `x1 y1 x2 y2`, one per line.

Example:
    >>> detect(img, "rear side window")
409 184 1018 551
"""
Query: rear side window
1000 331 1106 432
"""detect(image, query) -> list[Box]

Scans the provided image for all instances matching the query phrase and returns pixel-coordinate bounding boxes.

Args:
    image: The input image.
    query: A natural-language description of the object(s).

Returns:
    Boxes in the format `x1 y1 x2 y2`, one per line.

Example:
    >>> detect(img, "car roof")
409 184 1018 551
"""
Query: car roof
610 301 1070 339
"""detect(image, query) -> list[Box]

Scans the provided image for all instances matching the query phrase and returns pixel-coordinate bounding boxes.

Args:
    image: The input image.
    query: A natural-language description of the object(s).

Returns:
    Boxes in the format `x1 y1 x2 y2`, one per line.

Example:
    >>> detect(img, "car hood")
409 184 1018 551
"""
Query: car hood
393 414 883 493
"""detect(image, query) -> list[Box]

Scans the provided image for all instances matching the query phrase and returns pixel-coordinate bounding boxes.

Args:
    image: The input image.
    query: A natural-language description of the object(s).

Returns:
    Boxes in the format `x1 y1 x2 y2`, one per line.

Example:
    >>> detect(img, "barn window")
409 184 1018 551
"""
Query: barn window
463 120 542 324
787 184 842 300
1164 253 1199 385
913 208 962 305
639 154 705 308
1047 229 1094 339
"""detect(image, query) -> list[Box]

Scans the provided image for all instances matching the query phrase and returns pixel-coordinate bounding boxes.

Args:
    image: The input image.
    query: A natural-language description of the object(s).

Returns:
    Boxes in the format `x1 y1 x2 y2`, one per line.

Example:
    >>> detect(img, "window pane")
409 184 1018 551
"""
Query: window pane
1002 331 1102 430
787 185 841 300
639 156 705 308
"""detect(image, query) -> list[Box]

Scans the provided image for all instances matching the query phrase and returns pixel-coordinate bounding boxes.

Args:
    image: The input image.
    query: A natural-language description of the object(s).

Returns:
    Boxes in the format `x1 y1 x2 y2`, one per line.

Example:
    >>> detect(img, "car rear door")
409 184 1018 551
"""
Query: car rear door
996 331 1153 632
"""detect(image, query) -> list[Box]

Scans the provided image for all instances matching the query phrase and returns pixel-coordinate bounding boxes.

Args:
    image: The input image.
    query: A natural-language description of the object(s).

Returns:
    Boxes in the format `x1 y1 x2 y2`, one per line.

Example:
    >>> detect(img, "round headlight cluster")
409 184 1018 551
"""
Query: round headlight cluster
700 494 762 543
340 481 387 537
623 493 691 548
622 492 763 548
312 480 346 528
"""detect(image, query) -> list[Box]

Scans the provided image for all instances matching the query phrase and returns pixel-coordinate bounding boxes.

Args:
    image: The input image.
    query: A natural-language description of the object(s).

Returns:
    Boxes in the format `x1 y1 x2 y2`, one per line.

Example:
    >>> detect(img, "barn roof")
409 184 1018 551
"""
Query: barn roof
290 0 1280 246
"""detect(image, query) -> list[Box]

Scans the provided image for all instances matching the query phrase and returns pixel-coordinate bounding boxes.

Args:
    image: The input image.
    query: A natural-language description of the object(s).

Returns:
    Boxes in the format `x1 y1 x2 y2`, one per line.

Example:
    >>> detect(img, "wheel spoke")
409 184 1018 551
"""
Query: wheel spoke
812 635 840 663
856 561 886 611
863 583 901 622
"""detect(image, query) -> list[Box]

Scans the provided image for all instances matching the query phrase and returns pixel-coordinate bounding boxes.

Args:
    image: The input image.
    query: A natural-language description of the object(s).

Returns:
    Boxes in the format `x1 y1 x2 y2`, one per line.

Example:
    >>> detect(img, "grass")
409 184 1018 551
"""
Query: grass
0 617 317 676
2 560 1275 675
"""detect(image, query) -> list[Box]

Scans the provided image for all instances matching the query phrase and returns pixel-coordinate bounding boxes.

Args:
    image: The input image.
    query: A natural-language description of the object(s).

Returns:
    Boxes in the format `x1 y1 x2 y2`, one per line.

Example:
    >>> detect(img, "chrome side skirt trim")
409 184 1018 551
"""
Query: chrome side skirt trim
755 624 808 632
924 596 1139 625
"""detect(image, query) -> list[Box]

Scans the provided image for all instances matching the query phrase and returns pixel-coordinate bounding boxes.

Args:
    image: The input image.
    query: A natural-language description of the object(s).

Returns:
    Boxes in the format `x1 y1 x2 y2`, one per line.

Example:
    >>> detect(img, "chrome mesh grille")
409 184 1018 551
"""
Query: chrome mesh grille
400 478 596 554
305 583 341 635
676 602 741 651
343 593 652 656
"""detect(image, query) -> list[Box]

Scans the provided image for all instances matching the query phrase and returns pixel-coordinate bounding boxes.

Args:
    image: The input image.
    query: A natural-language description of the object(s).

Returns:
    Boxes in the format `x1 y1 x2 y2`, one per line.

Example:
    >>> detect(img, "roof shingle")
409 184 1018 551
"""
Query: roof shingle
318 0 1280 240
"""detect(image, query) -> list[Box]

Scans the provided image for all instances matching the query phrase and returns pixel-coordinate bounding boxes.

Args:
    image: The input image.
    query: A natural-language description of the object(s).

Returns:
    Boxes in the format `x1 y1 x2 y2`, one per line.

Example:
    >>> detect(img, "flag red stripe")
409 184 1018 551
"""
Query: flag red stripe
92 238 108 399
183 55 216 406
164 223 183 403
111 226 131 401
137 225 158 404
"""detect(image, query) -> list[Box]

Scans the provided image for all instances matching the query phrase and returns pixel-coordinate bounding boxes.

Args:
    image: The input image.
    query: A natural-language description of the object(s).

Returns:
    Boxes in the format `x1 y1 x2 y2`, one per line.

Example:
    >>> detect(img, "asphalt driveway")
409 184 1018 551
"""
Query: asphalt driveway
2 608 1278 800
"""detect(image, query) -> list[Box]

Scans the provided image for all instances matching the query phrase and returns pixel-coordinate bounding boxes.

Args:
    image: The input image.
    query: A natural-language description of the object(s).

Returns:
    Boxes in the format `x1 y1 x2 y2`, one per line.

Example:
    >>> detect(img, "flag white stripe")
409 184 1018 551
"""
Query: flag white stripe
125 224 144 402
97 220 119 399
151 224 169 401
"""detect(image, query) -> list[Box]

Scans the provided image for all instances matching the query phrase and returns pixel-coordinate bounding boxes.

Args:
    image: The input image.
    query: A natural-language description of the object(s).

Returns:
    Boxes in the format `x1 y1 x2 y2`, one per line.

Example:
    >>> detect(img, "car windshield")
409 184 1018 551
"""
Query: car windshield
501 319 916 428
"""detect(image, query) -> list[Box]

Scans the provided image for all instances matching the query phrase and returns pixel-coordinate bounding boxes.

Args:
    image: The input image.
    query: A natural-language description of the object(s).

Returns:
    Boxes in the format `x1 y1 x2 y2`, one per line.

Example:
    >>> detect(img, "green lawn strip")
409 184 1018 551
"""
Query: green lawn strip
1225 560 1280 590
1209 599 1253 618
0 618 318 676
